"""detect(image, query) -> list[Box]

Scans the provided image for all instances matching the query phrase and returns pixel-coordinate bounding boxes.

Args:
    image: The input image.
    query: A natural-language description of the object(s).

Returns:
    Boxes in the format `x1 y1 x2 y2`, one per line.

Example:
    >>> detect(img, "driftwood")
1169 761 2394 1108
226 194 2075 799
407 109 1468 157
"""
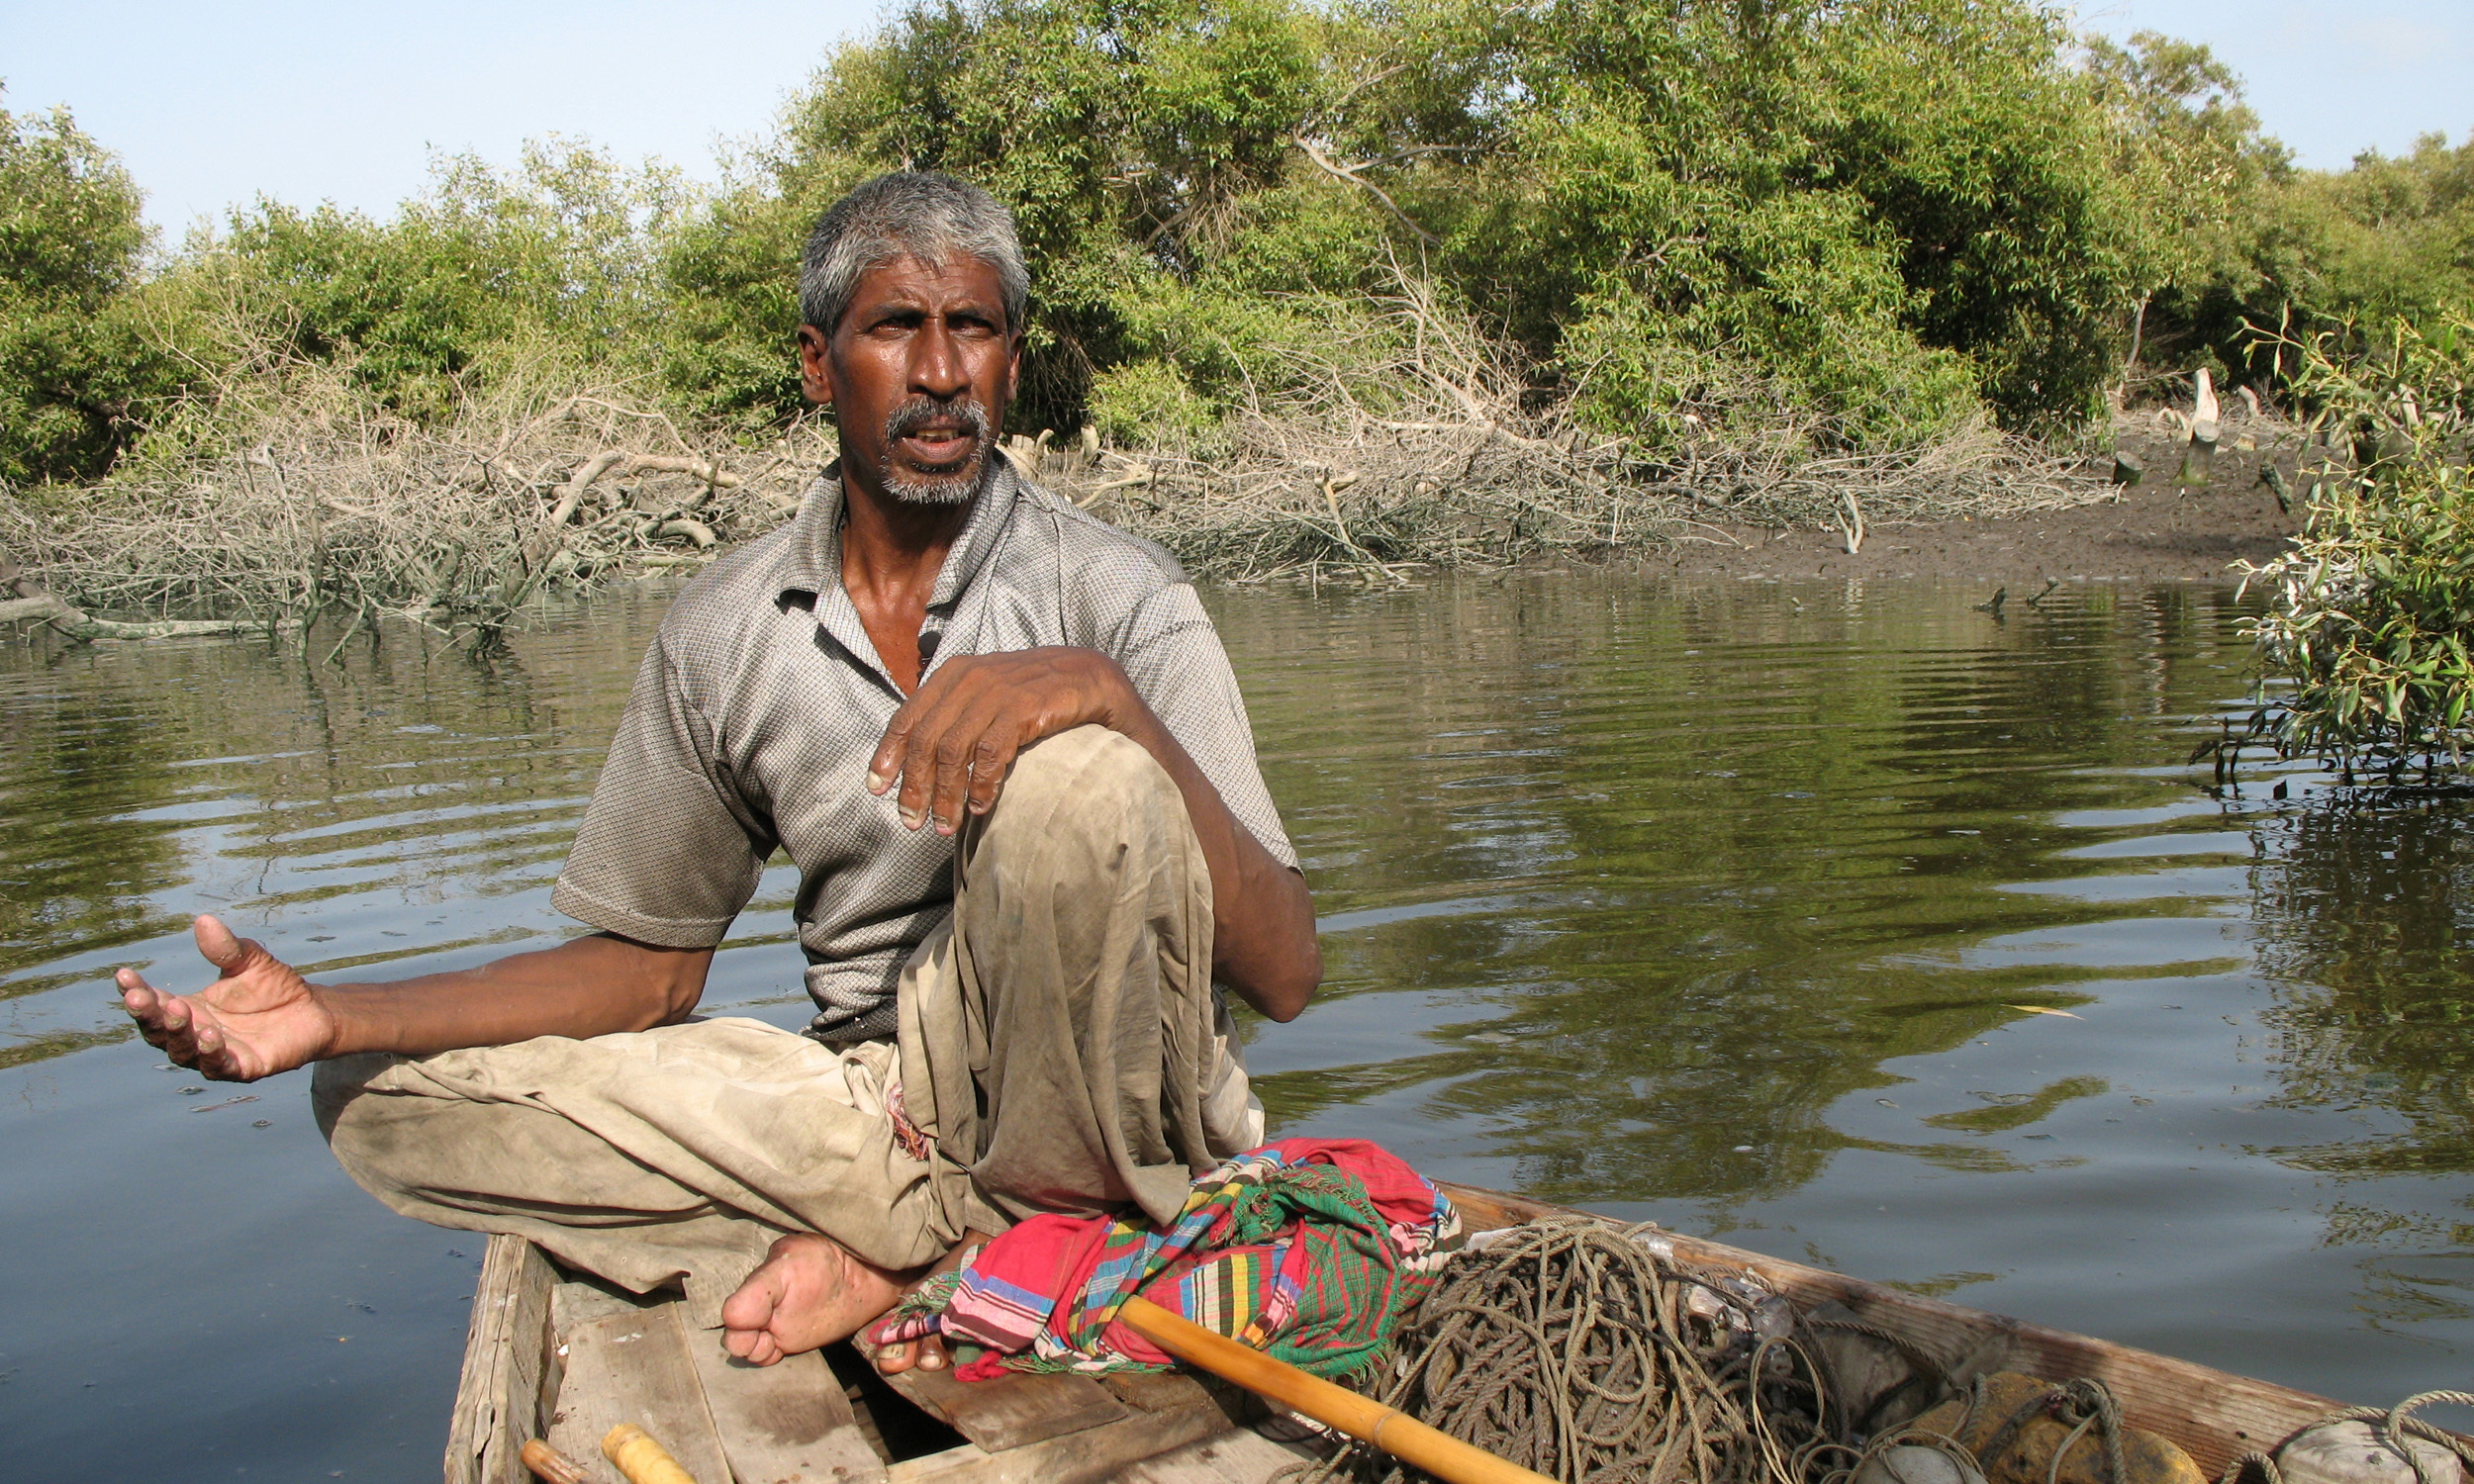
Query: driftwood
0 369 822 647
0 560 260 642
1034 271 2108 584
4 276 2141 621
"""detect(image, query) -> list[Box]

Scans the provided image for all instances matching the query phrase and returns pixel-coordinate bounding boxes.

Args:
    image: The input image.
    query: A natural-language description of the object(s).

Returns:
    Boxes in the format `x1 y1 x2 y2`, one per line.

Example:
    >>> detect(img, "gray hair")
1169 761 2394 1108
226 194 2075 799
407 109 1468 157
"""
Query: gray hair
799 171 1029 337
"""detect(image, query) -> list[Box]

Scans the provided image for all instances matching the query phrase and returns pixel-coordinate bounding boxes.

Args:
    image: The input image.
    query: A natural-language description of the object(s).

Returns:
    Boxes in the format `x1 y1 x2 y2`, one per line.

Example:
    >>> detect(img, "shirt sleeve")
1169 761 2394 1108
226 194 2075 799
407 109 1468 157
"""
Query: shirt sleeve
1109 584 1300 870
550 635 775 947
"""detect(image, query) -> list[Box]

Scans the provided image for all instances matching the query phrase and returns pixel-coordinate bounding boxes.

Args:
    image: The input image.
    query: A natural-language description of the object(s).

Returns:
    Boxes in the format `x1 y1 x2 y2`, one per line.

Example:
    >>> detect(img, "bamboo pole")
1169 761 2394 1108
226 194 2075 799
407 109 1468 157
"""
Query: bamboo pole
1113 1295 1556 1484
519 1438 590 1484
602 1424 701 1484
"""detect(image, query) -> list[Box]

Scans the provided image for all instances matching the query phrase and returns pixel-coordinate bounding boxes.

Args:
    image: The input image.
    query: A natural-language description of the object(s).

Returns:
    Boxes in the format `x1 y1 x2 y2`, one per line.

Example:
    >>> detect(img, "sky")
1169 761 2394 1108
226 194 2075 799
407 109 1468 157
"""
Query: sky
1 0 2469 238
2077 0 2474 168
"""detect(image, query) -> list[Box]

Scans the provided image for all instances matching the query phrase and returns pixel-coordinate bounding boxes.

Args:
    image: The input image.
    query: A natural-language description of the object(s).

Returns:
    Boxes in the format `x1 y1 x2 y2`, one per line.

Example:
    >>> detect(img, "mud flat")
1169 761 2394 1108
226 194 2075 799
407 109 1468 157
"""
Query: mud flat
1651 420 2301 586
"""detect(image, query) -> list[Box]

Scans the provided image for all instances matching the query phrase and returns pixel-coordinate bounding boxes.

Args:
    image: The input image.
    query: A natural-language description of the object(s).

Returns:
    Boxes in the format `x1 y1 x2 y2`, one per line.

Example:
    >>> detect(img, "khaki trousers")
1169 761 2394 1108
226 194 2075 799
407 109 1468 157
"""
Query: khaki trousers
313 725 1264 1299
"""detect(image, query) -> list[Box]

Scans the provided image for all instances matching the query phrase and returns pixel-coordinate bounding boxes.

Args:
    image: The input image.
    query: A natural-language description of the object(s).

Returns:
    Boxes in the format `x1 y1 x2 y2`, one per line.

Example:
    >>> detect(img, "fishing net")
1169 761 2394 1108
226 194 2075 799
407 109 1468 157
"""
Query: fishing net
1285 1216 1852 1484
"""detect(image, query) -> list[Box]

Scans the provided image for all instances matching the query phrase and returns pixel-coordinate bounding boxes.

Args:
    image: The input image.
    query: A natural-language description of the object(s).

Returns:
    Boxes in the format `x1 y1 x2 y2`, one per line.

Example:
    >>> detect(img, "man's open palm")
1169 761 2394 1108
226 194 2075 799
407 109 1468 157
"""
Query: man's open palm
119 915 336 1081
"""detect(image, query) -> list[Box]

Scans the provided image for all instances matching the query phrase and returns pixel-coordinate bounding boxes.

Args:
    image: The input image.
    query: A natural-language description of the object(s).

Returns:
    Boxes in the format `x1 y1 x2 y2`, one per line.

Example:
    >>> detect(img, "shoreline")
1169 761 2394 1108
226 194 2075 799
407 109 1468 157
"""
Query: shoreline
1638 421 2301 587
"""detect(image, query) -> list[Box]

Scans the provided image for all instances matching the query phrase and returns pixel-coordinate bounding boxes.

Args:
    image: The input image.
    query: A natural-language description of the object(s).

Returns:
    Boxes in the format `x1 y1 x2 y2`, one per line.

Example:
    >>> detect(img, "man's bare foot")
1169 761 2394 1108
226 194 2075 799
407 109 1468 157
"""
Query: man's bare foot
719 1233 909 1367
867 1229 999 1377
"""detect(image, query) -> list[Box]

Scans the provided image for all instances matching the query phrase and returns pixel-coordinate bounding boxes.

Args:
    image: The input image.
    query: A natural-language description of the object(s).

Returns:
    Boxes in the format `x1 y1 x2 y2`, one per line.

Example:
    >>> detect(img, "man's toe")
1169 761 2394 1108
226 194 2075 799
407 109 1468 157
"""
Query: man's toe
874 1337 948 1375
719 1267 785 1335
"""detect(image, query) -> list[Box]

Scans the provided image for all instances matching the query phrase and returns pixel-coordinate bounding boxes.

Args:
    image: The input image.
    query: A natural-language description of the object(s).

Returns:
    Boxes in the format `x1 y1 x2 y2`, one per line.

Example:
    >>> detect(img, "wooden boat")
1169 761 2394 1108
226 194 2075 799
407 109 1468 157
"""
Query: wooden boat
446 1182 2355 1484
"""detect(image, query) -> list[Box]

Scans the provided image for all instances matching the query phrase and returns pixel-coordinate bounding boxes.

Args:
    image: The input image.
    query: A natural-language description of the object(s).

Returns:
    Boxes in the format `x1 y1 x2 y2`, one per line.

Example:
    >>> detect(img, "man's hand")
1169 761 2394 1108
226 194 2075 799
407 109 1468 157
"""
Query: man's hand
118 915 338 1082
869 647 1133 835
869 644 1319 1021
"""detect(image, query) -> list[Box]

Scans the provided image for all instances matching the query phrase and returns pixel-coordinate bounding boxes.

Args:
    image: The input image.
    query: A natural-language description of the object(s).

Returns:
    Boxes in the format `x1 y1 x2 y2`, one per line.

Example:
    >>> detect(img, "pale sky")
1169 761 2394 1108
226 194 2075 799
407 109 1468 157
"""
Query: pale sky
1 0 2467 240
2076 0 2474 169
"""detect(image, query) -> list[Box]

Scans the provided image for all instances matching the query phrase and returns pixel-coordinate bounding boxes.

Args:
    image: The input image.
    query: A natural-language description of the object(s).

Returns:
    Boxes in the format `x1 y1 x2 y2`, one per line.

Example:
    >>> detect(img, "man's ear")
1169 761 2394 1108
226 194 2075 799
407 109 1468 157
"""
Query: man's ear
796 324 834 408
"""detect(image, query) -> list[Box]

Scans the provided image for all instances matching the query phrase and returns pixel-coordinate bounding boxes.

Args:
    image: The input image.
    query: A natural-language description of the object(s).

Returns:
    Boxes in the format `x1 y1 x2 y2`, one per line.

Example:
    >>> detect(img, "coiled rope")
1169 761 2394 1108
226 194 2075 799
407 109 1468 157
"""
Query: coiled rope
2216 1392 2474 1484
1284 1217 1847 1484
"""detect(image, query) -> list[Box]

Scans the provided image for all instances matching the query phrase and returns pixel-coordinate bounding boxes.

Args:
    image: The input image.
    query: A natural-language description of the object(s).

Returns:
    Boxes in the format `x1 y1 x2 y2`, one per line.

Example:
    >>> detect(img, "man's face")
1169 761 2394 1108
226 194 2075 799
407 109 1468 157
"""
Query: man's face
799 253 1022 507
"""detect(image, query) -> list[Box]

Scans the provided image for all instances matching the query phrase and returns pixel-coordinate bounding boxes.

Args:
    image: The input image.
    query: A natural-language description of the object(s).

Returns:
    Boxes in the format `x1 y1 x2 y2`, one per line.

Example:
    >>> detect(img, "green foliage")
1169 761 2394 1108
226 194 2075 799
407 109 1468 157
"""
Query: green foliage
2244 319 2474 768
0 94 168 487
660 0 1351 433
2130 107 2474 388
652 175 820 429
162 139 688 426
651 0 2160 448
2272 135 2474 331
2084 32 2285 301
1362 0 2146 437
9 1 2474 490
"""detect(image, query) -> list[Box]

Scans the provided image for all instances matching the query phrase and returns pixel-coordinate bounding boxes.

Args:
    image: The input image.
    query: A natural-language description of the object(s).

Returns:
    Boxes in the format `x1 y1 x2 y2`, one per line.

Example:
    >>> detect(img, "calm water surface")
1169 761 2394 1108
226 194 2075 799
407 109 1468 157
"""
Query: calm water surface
6 574 2473 1481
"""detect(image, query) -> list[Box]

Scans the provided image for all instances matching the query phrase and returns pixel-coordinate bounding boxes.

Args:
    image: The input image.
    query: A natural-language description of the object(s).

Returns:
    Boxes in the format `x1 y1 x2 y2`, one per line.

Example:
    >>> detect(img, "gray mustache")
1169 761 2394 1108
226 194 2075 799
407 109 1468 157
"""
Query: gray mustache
885 399 993 447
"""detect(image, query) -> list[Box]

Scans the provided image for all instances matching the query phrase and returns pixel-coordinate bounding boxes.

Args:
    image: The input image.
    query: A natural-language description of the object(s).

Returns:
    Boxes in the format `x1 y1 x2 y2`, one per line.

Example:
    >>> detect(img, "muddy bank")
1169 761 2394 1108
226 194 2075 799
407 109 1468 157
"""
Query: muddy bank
1646 420 2301 586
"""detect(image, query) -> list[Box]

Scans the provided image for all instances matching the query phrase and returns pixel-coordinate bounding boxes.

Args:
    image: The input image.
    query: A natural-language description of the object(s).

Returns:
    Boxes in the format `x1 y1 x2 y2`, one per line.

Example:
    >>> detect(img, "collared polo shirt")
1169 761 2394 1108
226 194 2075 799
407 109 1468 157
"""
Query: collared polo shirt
549 455 1298 1042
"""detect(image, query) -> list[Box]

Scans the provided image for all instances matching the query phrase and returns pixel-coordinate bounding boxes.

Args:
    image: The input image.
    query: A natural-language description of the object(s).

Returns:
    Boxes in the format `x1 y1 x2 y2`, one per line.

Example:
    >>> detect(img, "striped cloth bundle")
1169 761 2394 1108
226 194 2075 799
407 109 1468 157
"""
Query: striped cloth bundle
873 1138 1464 1382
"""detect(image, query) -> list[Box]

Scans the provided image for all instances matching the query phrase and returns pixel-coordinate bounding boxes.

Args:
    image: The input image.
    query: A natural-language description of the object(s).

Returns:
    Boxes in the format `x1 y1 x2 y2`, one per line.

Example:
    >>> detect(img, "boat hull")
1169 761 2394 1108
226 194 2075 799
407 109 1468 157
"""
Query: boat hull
444 1181 2354 1484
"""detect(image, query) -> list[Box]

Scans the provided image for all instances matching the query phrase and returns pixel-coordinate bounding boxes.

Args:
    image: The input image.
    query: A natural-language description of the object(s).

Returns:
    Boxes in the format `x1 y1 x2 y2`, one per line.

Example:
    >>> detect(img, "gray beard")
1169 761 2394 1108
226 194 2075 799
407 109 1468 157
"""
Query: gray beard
883 453 994 506
882 399 996 506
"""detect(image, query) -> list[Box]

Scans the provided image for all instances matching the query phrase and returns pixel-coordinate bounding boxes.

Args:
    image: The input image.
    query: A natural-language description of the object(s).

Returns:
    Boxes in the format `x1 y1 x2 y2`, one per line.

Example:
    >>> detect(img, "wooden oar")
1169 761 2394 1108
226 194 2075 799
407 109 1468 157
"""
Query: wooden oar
1114 1294 1555 1484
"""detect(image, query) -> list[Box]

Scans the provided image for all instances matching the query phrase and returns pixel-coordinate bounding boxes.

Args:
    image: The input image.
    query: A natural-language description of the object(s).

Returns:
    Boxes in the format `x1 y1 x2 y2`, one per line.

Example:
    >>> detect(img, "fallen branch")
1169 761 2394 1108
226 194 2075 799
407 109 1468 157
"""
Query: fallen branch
0 561 259 641
0 373 823 640
1041 275 2111 582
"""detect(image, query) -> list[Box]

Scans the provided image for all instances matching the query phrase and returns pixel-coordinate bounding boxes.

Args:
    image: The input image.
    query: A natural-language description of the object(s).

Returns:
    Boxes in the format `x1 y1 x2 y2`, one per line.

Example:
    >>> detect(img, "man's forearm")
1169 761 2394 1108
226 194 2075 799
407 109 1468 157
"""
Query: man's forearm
319 933 713 1059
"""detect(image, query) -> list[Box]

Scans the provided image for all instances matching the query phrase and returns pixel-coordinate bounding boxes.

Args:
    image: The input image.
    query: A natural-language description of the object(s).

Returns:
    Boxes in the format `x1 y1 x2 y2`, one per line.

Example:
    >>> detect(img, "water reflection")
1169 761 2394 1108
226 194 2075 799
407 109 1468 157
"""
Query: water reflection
1228 582 2262 1202
5 574 2474 1482
2250 795 2474 1176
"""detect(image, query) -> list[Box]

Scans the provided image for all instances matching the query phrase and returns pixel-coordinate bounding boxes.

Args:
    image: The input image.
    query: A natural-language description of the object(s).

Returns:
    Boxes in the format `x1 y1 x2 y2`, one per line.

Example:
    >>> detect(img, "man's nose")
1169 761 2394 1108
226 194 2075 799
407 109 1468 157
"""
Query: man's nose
909 321 970 398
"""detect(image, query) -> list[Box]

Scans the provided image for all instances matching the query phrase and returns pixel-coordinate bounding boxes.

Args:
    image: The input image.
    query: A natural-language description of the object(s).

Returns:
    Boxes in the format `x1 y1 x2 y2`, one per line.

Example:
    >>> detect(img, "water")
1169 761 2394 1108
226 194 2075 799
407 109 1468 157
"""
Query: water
6 574 2472 1481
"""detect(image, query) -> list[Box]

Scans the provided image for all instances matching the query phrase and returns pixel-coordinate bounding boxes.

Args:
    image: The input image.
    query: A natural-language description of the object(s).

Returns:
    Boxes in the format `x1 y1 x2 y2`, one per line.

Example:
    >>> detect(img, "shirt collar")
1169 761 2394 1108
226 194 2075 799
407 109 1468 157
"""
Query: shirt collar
777 451 1026 612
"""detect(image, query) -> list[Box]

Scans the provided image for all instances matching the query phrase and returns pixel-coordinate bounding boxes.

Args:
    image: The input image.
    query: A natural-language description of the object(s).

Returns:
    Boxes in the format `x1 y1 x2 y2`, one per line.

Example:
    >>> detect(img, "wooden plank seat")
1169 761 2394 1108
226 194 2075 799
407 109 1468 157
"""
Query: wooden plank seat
444 1235 1285 1484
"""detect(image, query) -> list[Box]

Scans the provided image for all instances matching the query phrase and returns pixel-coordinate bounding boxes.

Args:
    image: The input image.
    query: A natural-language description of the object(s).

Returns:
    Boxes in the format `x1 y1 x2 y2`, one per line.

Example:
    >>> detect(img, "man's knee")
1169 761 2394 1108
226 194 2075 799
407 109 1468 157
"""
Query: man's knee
310 1051 398 1145
1012 723 1174 801
992 724 1184 852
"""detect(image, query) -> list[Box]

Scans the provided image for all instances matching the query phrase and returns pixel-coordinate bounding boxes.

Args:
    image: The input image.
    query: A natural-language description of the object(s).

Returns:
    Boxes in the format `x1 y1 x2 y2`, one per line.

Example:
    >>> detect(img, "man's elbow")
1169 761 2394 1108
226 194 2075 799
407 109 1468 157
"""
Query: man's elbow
611 939 712 1029
657 952 714 1024
1256 943 1322 1024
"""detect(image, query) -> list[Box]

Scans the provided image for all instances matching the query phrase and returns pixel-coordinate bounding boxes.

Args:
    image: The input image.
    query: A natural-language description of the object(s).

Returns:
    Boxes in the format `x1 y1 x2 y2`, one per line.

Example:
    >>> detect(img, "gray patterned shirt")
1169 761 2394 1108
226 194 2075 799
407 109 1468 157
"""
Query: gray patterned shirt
550 455 1297 1041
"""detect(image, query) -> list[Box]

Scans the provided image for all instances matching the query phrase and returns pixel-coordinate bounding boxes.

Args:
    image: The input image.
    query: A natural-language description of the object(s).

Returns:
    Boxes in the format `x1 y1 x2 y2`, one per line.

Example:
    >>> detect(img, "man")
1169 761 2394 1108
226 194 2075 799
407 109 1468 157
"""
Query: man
116 170 1321 1374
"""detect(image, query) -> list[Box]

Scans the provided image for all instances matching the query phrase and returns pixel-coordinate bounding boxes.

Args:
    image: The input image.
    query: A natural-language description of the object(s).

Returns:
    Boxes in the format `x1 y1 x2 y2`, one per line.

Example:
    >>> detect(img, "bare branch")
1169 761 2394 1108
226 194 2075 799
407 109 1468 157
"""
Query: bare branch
1291 135 1439 245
